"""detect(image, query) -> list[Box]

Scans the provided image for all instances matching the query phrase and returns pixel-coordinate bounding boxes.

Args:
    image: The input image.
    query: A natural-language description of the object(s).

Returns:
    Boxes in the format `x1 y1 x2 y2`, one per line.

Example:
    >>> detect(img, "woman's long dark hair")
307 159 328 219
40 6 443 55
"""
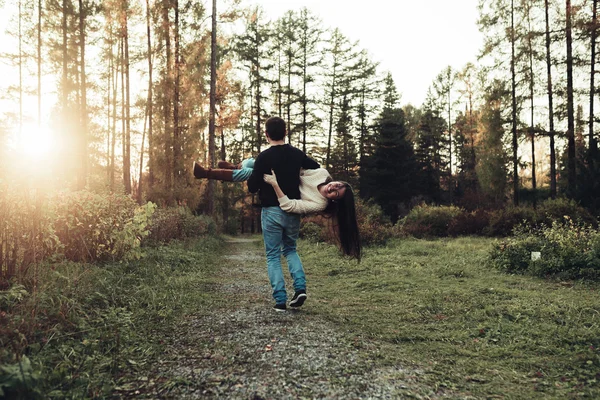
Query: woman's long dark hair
323 181 362 261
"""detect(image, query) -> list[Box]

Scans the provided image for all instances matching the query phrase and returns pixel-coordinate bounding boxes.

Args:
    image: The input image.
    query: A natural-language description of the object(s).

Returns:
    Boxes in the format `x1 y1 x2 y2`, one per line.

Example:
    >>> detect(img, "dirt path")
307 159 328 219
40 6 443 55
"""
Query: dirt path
148 236 430 399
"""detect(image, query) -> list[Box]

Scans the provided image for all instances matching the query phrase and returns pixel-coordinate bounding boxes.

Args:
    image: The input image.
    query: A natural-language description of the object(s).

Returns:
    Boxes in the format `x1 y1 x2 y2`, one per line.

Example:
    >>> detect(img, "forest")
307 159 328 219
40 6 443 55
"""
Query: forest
0 0 599 278
2 0 600 397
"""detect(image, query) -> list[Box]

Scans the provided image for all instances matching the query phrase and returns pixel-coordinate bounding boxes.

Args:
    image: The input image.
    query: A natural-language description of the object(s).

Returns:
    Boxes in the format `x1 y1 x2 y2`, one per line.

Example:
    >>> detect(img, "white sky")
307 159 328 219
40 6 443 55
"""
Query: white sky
247 0 483 107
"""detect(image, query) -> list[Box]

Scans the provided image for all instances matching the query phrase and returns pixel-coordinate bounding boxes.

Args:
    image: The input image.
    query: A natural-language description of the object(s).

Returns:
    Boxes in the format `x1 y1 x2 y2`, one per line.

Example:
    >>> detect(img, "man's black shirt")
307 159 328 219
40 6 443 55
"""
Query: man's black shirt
247 144 320 207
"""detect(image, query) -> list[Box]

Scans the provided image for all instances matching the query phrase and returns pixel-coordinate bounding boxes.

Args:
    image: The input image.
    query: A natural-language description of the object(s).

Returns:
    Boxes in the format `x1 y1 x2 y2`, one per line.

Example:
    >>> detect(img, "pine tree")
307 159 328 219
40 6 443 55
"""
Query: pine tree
294 7 322 153
477 79 510 206
360 76 418 223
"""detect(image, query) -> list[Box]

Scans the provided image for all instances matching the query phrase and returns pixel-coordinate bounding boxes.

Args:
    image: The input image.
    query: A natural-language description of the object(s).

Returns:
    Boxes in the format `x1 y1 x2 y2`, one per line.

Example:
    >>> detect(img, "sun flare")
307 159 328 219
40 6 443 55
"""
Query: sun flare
10 123 54 158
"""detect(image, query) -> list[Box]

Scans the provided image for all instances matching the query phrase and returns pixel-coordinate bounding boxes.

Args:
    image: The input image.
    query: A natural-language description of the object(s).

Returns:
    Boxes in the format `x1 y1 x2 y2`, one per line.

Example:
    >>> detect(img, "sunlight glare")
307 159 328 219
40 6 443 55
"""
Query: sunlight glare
11 123 54 158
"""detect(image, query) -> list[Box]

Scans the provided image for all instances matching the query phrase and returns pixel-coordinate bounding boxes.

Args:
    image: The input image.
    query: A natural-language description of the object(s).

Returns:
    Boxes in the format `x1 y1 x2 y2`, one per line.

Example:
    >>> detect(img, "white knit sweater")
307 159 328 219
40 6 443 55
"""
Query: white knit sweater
278 168 331 214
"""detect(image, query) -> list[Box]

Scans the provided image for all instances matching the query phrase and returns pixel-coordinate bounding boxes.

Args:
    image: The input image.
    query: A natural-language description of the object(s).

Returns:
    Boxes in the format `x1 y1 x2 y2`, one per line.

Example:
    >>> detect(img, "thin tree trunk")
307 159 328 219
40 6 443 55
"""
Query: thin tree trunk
511 0 519 206
37 0 42 129
18 0 23 137
590 0 598 156
566 0 576 197
123 5 131 195
528 5 536 209
107 34 112 184
120 38 126 193
110 37 119 190
545 0 557 199
163 4 172 199
146 0 154 188
62 0 68 109
78 0 88 189
326 63 337 169
138 103 148 204
286 54 292 144
173 0 181 187
207 0 217 214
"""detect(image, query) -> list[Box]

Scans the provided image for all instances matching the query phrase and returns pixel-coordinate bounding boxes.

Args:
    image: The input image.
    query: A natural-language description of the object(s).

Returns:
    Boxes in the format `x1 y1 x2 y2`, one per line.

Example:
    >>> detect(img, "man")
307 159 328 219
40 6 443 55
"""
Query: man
247 117 320 311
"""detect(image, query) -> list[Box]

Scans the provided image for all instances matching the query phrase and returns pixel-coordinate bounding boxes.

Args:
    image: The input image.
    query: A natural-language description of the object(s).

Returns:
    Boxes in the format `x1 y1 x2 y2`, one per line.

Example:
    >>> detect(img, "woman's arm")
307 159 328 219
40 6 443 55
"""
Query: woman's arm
263 171 286 198
263 170 327 214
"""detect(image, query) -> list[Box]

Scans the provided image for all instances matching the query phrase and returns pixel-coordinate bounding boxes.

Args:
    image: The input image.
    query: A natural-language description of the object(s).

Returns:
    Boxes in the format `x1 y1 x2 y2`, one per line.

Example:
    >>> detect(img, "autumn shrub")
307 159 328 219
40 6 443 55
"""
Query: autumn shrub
355 198 394 246
299 199 392 247
484 206 536 237
489 220 600 279
51 191 155 263
535 198 597 227
144 206 216 245
447 209 491 237
299 219 326 242
399 204 463 238
0 182 58 285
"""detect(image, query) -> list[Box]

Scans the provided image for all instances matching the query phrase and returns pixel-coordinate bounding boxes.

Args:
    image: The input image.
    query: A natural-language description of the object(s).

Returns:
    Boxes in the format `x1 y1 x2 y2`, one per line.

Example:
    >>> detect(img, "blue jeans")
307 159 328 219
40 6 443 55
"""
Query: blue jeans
261 206 306 304
232 158 254 182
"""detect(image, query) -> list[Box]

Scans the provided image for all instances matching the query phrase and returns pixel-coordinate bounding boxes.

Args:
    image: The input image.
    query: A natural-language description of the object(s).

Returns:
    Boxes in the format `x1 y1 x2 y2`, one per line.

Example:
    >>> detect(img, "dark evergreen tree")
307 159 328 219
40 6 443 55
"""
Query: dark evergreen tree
360 76 418 223
414 107 446 203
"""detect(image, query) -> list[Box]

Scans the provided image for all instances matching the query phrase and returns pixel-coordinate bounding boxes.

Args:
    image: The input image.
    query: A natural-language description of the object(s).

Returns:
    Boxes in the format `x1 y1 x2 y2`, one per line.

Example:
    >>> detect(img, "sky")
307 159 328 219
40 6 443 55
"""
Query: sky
248 0 483 107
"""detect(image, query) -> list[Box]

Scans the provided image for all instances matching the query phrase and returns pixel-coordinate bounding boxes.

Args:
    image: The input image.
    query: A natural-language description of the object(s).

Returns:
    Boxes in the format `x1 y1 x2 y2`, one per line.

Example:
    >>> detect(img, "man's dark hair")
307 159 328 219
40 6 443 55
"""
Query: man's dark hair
265 117 286 141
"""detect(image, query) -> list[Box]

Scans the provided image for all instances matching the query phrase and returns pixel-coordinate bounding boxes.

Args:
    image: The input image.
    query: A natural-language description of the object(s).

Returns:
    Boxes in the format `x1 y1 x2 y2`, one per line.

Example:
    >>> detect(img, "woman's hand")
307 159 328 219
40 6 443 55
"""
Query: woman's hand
263 169 278 187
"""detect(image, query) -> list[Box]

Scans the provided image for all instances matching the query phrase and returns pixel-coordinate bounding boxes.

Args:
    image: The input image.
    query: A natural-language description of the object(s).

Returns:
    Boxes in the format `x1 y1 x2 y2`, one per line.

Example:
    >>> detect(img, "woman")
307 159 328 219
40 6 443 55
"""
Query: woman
193 159 362 260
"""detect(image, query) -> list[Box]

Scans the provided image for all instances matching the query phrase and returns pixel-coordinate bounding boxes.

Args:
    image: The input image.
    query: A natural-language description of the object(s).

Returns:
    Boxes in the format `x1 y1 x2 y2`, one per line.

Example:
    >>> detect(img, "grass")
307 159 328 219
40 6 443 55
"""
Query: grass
300 236 600 399
0 236 224 399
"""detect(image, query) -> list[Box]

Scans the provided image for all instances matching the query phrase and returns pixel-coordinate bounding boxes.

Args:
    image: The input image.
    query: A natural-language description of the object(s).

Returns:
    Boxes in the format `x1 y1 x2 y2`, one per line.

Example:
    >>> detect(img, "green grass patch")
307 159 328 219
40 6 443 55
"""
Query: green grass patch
301 237 600 398
0 236 223 399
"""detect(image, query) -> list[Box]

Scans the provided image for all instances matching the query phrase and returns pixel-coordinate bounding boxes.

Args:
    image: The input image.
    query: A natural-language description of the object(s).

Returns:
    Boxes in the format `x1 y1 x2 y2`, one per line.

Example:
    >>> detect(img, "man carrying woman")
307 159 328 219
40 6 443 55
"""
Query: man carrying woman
193 116 361 311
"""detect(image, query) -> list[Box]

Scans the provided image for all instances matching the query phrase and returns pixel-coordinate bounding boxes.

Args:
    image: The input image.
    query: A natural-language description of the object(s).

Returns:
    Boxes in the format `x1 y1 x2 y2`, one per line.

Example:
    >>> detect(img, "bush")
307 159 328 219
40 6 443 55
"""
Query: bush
145 207 215 245
299 220 326 242
489 220 600 279
484 206 536 237
0 184 58 284
535 198 597 227
447 209 491 237
355 198 394 246
299 199 393 247
52 191 155 262
399 204 463 238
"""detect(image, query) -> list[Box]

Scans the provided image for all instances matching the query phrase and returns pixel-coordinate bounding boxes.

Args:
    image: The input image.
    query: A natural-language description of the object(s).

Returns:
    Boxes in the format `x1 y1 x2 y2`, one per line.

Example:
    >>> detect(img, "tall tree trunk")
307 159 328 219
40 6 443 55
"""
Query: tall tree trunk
511 0 519 206
326 64 337 169
163 4 172 199
18 0 23 137
138 104 148 204
78 0 88 190
62 0 68 109
566 0 576 197
590 0 598 156
120 38 126 193
173 0 181 189
528 5 536 209
359 88 366 165
123 5 131 195
545 0 557 199
37 0 42 129
286 54 292 144
110 37 119 190
107 35 112 185
207 0 217 214
146 0 154 189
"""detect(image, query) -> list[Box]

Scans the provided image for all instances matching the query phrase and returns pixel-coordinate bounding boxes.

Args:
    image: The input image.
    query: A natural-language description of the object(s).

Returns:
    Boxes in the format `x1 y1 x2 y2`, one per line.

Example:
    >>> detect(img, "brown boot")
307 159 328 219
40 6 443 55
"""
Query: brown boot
193 162 234 181
217 160 241 169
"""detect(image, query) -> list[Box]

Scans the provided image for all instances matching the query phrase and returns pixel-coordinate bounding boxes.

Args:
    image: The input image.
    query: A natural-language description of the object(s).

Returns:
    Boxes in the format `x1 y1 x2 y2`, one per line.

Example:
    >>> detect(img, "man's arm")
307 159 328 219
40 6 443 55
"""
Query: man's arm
301 155 320 170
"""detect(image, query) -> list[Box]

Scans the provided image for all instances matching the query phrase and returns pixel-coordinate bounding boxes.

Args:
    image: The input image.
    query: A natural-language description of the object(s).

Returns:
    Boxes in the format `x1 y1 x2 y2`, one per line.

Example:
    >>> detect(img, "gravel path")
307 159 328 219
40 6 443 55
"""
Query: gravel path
147 236 440 399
